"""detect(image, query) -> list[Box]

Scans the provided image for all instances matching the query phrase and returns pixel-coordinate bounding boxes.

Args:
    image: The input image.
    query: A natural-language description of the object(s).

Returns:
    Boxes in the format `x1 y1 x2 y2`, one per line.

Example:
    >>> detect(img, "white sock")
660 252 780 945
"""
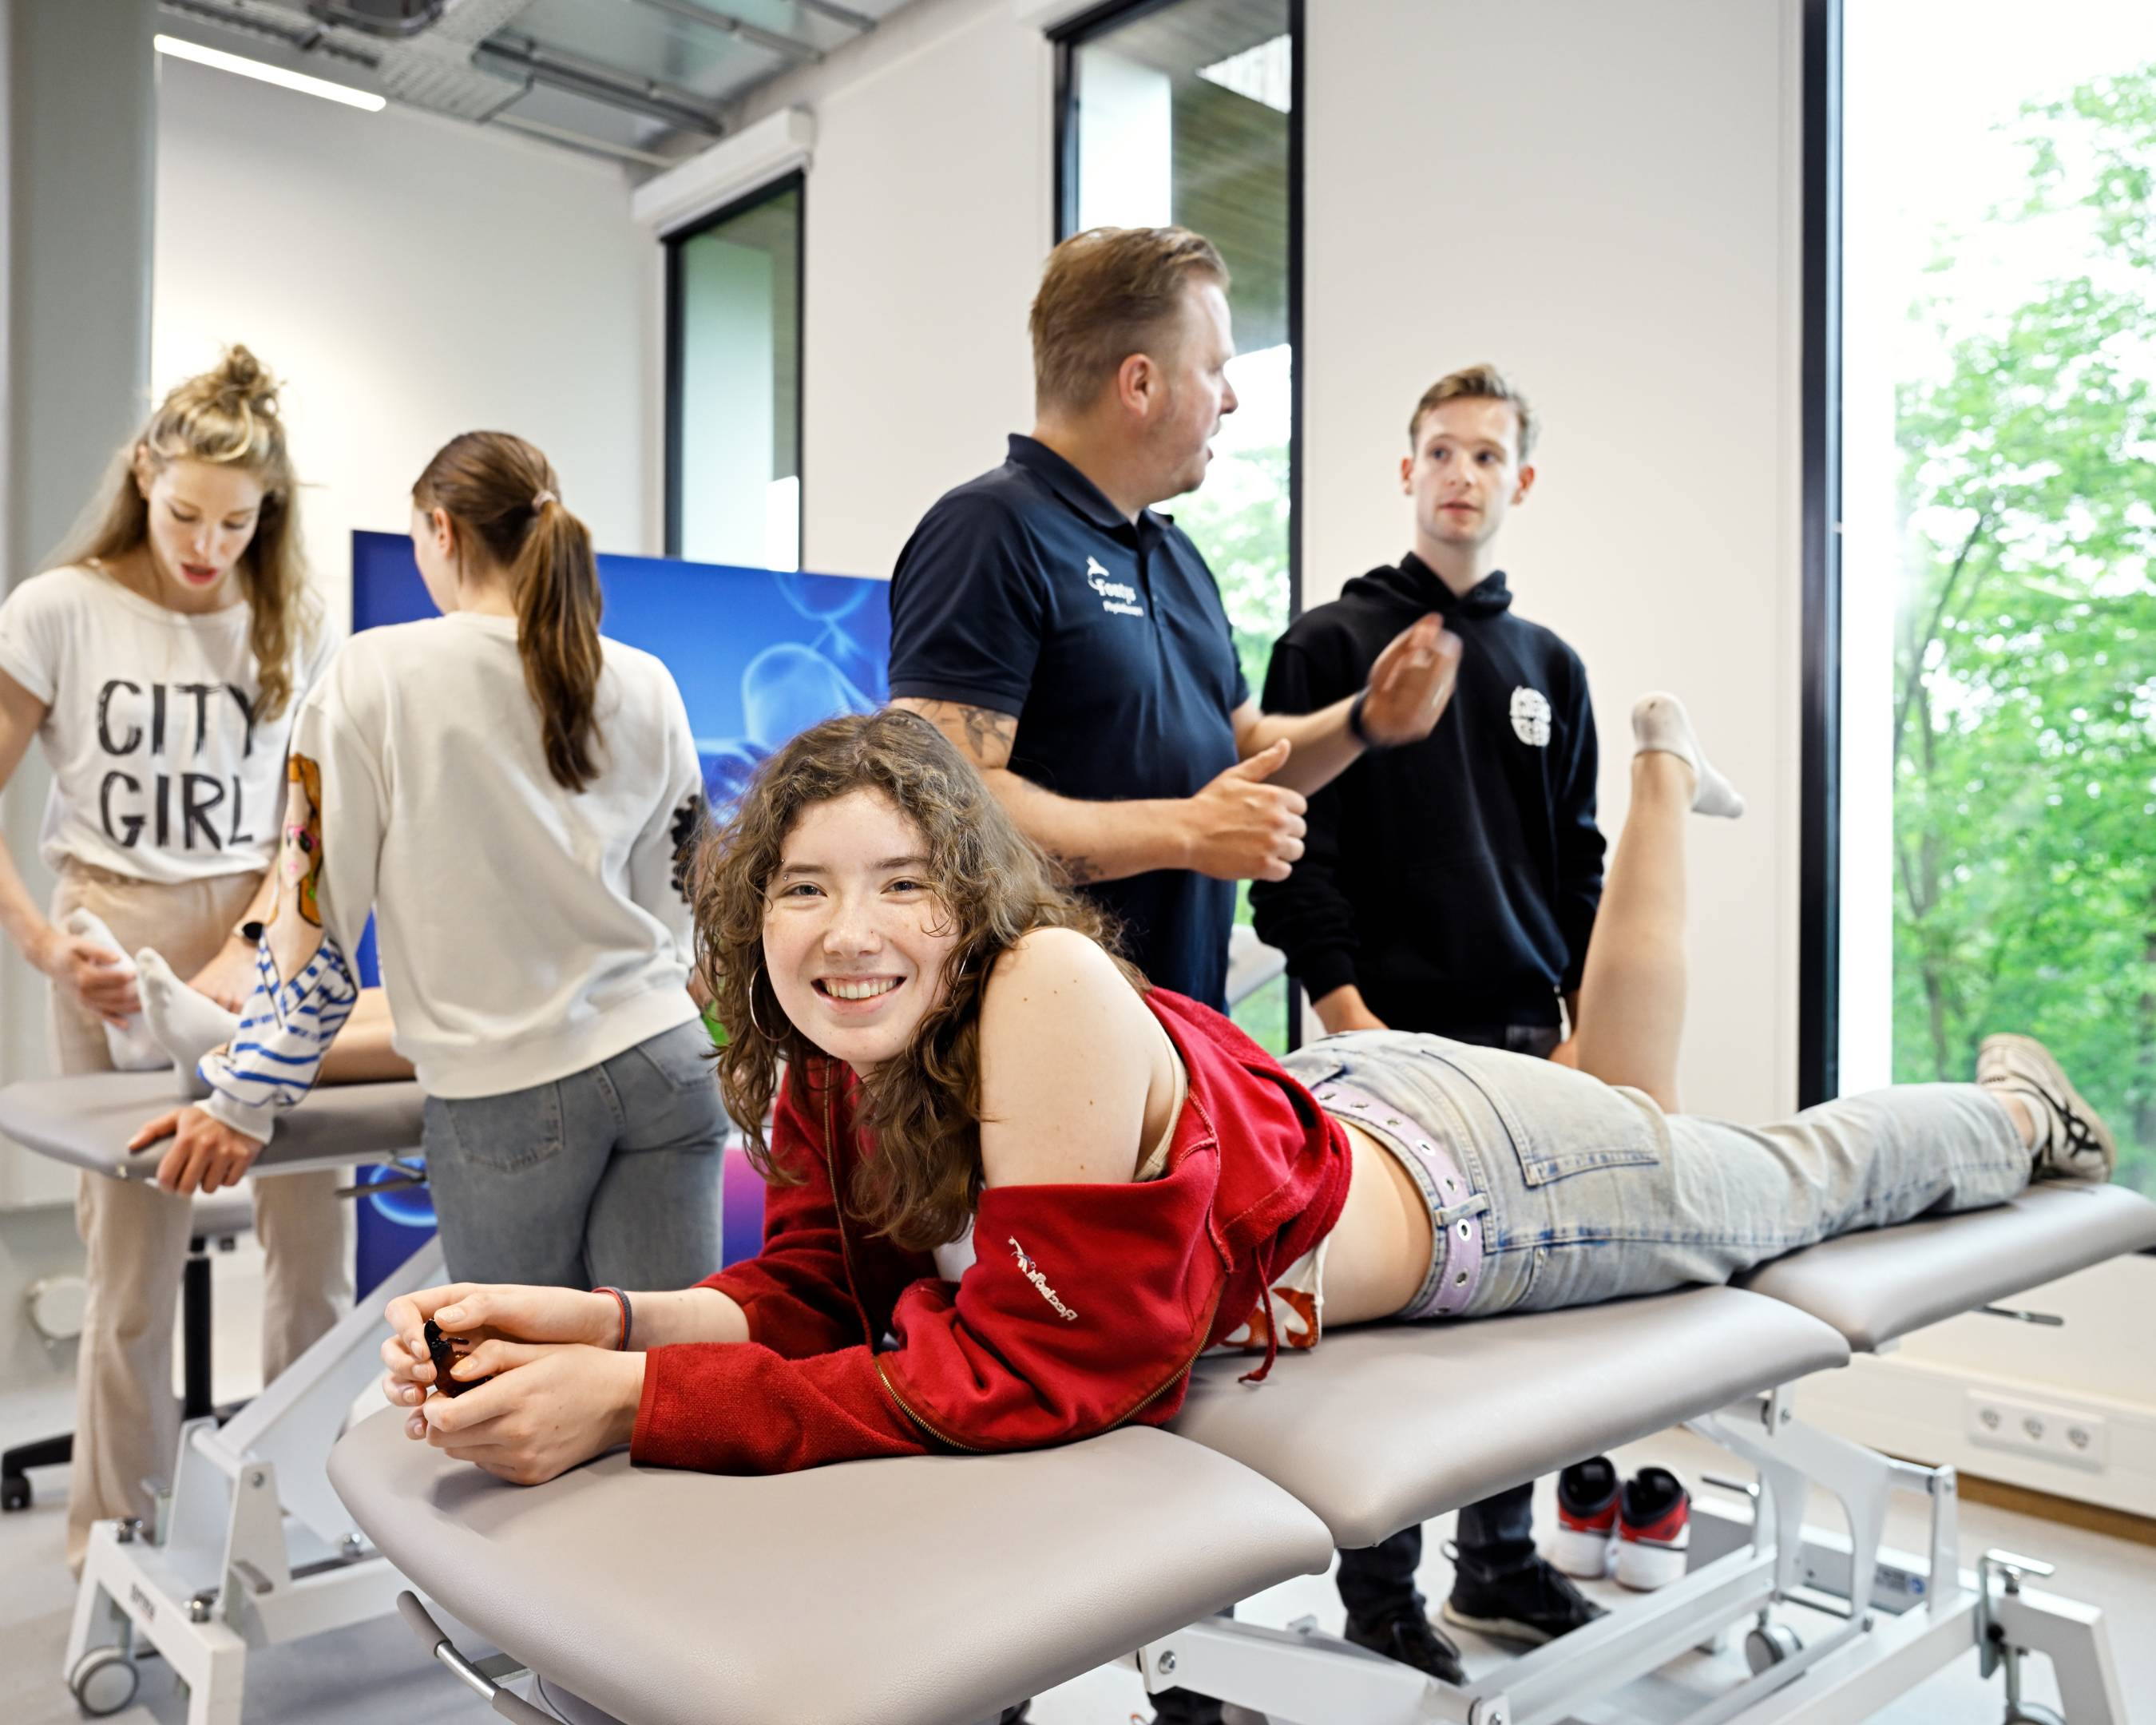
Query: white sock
1631 693 1745 819
60 910 164 1071
137 946 241 1083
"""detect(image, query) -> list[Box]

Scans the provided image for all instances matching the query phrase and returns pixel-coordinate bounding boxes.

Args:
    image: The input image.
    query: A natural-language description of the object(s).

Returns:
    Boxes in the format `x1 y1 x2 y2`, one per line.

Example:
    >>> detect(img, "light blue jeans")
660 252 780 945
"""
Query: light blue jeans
420 1019 725 1292
1283 1030 2034 1317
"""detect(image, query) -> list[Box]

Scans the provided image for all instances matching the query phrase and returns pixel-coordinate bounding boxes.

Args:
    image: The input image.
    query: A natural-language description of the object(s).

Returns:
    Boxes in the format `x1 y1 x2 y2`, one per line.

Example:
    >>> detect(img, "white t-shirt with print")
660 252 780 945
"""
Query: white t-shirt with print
0 563 334 884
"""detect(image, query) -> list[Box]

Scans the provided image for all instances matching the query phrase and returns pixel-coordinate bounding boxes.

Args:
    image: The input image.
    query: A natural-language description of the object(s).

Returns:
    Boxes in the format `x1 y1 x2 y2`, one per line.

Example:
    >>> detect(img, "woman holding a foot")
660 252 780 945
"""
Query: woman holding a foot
0 348 356 1573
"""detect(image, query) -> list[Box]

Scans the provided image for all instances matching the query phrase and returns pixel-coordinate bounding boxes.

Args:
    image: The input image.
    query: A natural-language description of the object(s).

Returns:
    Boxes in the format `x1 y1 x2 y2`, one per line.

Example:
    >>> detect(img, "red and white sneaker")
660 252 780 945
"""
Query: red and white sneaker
1615 1467 1690 1591
1553 1456 1620 1579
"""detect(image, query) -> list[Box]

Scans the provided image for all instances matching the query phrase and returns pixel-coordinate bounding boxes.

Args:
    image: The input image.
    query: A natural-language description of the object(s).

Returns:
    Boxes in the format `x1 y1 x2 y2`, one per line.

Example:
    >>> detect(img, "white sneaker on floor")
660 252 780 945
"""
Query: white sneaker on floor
1976 1033 2116 1182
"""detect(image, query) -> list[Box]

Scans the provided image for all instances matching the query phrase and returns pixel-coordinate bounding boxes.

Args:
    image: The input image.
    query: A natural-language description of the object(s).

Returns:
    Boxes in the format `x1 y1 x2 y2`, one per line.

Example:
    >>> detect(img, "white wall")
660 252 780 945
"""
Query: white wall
1303 0 1805 1125
154 54 661 625
730 0 1052 578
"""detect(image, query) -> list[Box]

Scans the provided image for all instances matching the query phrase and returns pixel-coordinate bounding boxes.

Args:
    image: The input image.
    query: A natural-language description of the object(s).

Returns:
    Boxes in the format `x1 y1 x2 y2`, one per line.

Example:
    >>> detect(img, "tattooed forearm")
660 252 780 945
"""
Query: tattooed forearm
1052 851 1102 886
954 704 1017 762
890 697 1020 769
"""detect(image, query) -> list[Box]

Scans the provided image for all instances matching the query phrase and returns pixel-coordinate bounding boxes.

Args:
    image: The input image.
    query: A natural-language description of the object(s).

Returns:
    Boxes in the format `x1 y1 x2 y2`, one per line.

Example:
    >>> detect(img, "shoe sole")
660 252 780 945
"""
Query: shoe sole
1982 1033 2117 1178
1615 1538 1690 1591
1552 1524 1617 1580
1438 1597 1556 1647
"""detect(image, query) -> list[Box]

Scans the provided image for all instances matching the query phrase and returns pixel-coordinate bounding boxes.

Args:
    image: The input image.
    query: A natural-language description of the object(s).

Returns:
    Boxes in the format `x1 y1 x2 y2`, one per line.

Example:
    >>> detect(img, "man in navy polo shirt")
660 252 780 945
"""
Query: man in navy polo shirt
889 225 1460 1012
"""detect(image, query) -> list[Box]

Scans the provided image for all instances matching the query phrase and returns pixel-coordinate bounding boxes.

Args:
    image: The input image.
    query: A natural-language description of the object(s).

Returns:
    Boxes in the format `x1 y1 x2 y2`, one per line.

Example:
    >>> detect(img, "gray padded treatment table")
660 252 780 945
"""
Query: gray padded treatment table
1167 1288 1850 1549
1739 1182 2156 1350
329 1414 1333 1725
0 1070 426 1180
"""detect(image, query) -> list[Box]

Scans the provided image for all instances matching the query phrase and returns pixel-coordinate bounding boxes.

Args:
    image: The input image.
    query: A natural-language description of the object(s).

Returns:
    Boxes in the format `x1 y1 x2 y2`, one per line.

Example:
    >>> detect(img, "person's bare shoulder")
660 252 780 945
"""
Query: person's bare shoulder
977 928 1156 1188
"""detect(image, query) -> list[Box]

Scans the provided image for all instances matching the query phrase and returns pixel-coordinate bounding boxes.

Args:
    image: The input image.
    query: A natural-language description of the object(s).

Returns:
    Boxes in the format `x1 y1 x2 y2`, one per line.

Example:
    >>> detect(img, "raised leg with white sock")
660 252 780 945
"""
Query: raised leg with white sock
1631 692 1745 819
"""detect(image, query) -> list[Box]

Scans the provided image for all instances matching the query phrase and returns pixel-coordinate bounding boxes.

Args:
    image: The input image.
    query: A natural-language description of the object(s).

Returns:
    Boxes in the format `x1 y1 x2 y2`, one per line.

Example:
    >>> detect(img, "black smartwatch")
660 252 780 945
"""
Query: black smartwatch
236 920 265 944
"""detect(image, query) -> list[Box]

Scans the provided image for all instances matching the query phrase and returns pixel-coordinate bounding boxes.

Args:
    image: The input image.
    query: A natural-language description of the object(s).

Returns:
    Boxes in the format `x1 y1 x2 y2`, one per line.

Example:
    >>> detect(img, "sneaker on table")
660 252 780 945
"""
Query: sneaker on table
1616 1465 1691 1591
1553 1455 1620 1579
1977 1033 2117 1182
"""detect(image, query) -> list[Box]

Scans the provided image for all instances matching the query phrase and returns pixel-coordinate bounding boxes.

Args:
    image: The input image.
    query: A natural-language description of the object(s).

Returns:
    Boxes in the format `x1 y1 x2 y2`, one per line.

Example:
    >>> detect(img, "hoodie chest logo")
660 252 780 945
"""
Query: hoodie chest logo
1008 1235 1080 1322
1510 687 1553 748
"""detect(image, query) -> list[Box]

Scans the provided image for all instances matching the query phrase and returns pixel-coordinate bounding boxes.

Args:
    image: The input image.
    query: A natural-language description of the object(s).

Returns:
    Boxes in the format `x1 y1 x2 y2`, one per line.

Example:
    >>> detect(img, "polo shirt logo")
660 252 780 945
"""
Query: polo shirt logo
1084 555 1144 619
1510 687 1553 748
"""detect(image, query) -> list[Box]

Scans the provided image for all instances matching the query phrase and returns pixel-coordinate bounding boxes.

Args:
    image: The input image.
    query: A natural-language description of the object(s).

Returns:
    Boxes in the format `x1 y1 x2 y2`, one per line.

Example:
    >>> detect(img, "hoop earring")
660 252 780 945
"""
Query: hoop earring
747 979 783 1042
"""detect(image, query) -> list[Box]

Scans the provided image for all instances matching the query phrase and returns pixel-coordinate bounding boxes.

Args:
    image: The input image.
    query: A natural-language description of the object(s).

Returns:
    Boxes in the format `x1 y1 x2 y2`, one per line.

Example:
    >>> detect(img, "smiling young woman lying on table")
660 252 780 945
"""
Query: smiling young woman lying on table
378 708 2113 1485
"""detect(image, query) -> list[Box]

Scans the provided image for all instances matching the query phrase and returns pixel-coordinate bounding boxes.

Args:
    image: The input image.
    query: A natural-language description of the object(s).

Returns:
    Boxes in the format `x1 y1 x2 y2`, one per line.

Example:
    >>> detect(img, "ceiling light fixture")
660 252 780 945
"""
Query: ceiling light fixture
153 34 386 111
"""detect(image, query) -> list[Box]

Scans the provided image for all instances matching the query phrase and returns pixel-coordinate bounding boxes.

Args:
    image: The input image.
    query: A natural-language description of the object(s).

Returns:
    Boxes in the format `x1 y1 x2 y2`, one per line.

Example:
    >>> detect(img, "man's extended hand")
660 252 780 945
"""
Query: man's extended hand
1186 740 1308 882
1357 615 1463 748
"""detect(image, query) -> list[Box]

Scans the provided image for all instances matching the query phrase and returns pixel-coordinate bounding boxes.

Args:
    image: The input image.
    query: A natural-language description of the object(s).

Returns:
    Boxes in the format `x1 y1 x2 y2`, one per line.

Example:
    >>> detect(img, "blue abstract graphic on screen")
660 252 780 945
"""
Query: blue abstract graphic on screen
351 533 890 820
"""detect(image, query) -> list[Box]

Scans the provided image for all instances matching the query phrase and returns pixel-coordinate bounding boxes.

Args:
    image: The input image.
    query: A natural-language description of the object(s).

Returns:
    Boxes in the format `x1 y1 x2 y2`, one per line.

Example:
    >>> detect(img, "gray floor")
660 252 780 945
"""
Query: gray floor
3 1243 2150 1723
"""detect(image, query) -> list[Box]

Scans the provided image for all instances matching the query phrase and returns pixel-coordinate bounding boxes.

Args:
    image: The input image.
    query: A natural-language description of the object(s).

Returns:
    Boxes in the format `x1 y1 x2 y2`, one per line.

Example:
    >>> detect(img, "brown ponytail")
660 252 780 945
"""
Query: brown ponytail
411 432 604 792
57 344 318 720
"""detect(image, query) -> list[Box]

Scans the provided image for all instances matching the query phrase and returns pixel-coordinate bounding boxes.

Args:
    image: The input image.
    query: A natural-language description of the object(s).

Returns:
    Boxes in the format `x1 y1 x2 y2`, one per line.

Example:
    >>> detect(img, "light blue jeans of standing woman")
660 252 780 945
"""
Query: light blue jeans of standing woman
1282 1029 2035 1316
420 1018 725 1292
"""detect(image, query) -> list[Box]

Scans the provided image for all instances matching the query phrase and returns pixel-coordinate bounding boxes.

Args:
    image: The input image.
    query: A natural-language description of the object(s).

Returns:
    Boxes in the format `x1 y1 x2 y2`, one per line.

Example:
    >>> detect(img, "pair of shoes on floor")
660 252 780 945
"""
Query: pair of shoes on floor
1437 1552 1608 1648
1553 1457 1690 1591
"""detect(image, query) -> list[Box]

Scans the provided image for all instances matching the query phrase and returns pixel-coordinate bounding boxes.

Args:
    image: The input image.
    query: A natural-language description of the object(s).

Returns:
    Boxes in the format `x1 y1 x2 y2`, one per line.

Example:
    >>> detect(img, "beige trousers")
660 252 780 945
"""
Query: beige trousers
52 862 355 1574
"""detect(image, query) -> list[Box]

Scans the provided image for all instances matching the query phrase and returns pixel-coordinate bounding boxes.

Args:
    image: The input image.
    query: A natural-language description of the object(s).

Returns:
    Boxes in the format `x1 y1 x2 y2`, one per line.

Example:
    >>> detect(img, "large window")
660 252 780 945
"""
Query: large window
665 173 803 571
1057 0 1301 1050
1825 4 2155 1195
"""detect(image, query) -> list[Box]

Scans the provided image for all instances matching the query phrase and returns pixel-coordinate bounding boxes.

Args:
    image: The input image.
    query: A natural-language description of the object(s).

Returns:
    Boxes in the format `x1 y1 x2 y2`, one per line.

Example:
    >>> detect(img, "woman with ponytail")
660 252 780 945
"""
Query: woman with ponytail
130 432 723 1327
0 347 362 1571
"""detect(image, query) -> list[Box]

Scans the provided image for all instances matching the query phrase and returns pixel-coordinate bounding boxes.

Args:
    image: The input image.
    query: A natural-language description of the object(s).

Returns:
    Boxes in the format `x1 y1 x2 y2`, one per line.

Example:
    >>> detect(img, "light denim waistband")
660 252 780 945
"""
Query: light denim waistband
1310 1078 1488 1319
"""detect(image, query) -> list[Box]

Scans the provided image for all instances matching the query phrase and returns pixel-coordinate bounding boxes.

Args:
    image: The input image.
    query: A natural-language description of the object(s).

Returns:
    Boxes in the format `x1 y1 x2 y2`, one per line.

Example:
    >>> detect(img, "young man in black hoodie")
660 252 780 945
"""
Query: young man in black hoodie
1251 363 1607 1672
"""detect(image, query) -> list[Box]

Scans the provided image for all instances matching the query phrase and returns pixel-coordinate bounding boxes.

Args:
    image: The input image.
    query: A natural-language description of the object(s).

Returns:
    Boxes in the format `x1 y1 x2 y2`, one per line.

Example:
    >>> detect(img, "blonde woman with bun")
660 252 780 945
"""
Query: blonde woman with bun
0 347 361 1572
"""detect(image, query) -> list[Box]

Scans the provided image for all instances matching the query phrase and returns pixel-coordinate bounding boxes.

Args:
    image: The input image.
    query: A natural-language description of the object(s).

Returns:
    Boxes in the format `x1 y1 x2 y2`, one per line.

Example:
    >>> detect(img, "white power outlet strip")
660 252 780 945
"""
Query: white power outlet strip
1966 1389 2109 1472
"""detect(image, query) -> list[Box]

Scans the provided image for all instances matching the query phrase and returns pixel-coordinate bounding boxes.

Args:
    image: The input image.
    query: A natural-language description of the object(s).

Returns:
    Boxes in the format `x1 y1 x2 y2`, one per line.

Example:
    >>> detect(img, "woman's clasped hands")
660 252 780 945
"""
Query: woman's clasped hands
378 1282 645 1486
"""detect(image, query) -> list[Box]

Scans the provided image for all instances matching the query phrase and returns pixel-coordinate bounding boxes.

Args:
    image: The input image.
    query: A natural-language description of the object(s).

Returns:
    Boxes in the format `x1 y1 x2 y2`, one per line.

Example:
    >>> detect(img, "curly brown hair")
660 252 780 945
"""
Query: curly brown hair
695 708 1142 1251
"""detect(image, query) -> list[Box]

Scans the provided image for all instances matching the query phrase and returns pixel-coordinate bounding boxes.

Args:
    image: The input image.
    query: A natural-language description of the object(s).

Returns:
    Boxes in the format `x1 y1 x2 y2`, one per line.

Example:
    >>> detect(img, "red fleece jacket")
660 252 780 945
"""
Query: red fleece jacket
630 989 1351 1473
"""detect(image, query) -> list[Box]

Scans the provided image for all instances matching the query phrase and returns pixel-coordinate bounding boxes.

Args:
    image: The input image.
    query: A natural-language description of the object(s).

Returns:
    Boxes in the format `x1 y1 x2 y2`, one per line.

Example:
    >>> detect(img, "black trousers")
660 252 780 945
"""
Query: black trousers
1334 1480 1539 1620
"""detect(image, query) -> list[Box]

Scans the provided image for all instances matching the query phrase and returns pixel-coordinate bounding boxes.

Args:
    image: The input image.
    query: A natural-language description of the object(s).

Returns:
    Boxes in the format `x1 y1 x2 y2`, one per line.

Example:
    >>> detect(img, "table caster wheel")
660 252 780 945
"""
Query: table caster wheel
69 1645 140 1716
1744 1623 1803 1674
2 1473 30 1511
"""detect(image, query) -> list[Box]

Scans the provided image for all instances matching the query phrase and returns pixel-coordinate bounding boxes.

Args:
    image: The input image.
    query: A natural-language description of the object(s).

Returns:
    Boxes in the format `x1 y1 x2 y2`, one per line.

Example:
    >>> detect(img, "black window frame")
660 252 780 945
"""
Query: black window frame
1049 0 1307 1045
662 169 807 565
1798 0 1842 1108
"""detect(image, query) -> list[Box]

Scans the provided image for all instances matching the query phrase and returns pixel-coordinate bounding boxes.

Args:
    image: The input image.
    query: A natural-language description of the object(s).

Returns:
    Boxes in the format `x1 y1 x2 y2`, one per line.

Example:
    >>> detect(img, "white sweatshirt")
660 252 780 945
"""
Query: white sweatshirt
199 613 706 1138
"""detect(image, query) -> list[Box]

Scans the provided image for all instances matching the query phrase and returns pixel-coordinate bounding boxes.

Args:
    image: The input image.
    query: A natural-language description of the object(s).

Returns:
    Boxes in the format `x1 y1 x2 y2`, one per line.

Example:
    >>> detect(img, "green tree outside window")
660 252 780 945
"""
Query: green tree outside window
1889 65 2156 1195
